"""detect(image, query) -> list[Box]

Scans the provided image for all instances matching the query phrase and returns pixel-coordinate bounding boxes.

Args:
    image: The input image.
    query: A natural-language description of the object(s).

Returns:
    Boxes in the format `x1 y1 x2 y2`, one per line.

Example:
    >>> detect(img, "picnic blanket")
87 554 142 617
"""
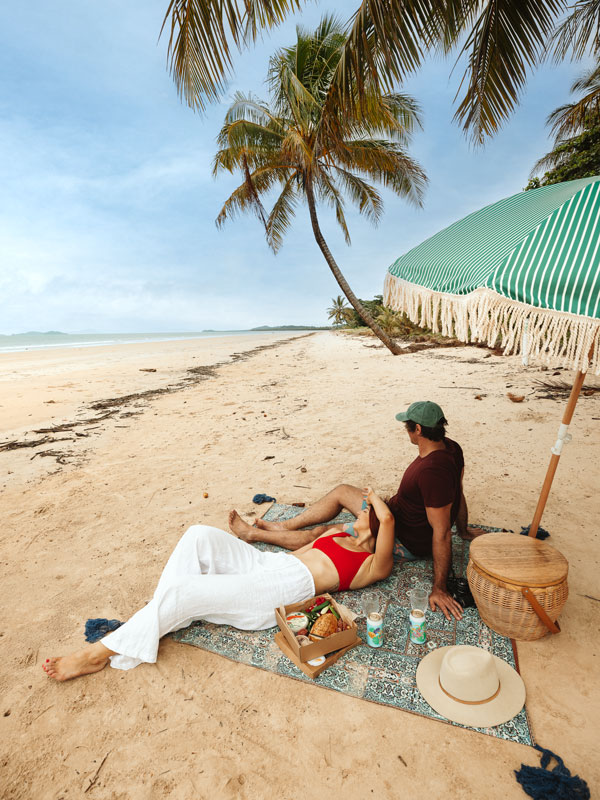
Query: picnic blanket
171 504 534 745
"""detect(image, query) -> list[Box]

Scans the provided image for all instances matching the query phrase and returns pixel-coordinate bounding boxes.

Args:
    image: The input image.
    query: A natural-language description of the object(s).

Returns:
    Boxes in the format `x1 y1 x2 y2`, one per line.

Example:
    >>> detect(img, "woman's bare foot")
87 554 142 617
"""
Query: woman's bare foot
228 510 259 542
42 642 113 681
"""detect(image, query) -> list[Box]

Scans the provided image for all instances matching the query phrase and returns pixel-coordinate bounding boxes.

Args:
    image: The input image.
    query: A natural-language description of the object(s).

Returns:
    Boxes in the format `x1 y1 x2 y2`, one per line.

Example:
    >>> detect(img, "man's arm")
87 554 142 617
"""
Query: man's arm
426 503 463 621
455 468 486 541
455 491 469 538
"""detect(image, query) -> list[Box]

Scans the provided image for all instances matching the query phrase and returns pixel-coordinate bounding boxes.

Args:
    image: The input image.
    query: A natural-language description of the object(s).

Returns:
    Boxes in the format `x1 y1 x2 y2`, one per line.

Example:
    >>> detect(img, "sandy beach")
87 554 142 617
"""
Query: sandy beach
1 330 599 799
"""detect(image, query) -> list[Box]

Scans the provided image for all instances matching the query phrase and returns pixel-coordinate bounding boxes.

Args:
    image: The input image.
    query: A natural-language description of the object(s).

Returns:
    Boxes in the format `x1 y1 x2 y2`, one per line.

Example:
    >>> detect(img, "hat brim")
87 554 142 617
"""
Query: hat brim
416 646 526 728
395 411 409 422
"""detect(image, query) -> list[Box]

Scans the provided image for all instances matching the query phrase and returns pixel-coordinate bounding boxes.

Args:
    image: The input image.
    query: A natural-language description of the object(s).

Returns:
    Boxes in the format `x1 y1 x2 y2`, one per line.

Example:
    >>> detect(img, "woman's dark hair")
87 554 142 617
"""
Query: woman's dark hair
368 505 380 538
405 417 448 442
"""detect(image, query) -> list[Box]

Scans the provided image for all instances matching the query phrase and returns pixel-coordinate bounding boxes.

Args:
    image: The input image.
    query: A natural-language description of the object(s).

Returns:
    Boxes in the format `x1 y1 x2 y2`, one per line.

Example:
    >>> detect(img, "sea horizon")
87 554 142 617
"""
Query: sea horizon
0 327 325 354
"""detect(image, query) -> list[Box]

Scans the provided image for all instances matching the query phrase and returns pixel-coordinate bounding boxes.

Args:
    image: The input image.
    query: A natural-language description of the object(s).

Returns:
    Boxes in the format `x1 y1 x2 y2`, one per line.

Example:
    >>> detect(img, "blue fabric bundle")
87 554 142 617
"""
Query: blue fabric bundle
515 745 589 799
252 493 276 504
85 618 123 643
520 525 550 539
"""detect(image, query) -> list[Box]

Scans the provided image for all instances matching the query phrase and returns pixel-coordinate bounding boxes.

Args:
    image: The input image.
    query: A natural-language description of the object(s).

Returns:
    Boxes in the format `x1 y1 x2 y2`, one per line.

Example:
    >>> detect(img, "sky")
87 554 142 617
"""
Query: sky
0 1 590 333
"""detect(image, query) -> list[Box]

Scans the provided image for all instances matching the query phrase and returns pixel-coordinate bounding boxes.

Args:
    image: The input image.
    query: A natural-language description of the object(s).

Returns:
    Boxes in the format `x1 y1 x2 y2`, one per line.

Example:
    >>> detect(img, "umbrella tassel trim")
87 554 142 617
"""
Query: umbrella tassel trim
383 273 600 375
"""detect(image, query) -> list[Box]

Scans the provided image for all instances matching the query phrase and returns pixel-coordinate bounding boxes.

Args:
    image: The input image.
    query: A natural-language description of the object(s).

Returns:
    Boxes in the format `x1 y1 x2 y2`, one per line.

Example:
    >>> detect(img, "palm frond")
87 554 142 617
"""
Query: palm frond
452 0 566 143
215 163 289 227
331 140 427 206
161 0 302 110
329 167 383 224
215 173 266 229
546 63 600 139
332 0 438 105
265 174 299 252
280 128 313 167
317 172 351 245
220 92 284 131
214 119 286 173
551 0 600 60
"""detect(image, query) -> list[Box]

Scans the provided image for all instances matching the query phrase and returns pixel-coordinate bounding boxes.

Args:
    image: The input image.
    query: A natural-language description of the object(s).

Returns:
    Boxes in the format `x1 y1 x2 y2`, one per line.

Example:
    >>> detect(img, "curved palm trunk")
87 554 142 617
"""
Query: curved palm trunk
305 177 402 355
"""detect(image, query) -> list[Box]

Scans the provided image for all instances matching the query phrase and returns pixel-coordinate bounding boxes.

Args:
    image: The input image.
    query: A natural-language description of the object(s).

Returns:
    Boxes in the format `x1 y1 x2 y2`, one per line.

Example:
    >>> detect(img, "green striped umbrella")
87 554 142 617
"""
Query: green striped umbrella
384 176 600 545
385 175 600 375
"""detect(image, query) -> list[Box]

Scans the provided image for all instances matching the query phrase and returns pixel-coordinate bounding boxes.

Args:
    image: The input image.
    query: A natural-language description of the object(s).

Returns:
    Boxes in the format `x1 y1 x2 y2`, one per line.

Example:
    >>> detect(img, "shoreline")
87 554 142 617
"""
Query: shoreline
0 330 314 488
0 328 328 354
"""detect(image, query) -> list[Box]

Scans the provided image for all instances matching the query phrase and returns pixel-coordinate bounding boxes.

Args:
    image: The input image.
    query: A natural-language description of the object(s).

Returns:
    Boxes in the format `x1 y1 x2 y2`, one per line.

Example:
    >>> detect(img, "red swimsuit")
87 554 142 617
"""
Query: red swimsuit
311 532 371 591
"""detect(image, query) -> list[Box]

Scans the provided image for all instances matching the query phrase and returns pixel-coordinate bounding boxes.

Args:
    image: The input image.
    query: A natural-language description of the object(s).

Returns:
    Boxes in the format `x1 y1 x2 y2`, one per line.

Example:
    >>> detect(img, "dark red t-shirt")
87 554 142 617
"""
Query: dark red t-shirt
387 438 464 557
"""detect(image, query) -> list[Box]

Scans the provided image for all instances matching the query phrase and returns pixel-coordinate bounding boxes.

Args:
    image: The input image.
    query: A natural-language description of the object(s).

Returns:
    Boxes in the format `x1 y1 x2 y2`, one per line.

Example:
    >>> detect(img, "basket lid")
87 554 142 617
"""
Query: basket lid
469 532 568 587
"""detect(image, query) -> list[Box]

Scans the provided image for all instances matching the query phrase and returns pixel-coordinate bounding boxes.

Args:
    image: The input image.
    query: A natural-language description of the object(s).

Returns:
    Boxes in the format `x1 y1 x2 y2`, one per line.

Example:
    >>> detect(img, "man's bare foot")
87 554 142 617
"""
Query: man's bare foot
254 517 290 532
228 510 259 542
459 526 488 541
42 643 112 681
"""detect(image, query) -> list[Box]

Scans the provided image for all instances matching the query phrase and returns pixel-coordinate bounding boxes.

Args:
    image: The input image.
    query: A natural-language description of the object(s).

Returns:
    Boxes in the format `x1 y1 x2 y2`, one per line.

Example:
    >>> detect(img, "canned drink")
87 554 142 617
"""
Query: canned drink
409 609 426 643
366 612 383 647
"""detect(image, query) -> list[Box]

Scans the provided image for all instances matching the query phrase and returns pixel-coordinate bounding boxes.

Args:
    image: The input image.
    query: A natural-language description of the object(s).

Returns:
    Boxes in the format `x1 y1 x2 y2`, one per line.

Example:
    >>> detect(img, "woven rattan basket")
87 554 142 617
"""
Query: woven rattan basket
467 532 568 641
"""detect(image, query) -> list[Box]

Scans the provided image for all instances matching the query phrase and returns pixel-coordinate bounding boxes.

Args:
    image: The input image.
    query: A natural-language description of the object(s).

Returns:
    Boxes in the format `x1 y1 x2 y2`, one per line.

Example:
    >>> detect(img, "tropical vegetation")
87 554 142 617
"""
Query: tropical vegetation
327 296 352 326
526 62 600 188
213 17 427 353
162 0 600 144
336 294 435 340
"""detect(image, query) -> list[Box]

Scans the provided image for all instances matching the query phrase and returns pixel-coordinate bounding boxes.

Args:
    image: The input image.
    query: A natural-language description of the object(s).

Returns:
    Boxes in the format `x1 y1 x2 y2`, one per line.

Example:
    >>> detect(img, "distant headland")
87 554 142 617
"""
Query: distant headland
249 325 331 331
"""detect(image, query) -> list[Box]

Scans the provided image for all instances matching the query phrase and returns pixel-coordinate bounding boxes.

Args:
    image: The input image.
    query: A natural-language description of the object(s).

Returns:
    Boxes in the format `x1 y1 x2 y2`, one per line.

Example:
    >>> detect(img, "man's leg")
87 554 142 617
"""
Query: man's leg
258 484 363 530
228 484 364 548
228 513 339 549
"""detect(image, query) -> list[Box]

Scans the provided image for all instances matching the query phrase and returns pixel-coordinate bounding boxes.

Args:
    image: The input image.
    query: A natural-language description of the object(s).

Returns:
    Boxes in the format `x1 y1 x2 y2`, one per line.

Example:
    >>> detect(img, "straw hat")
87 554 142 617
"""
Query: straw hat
416 645 526 728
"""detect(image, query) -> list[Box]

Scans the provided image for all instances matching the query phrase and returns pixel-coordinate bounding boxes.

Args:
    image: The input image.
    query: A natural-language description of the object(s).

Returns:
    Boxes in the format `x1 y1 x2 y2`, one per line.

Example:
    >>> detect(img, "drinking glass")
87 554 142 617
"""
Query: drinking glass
408 586 429 614
362 593 385 647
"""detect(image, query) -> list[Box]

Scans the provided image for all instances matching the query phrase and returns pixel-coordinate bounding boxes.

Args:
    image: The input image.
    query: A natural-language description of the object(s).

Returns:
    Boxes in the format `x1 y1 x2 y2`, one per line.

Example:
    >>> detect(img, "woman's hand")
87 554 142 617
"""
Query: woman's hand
362 487 377 506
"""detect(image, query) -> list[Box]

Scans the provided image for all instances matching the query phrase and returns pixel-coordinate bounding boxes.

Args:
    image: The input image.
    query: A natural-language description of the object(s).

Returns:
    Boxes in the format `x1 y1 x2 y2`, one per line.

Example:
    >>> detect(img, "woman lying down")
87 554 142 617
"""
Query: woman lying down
43 488 394 681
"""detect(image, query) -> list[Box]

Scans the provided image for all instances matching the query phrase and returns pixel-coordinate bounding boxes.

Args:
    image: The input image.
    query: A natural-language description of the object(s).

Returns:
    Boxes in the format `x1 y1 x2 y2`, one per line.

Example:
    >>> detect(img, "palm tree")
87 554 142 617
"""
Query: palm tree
526 61 600 188
545 62 600 141
161 0 592 144
213 16 427 354
327 295 352 327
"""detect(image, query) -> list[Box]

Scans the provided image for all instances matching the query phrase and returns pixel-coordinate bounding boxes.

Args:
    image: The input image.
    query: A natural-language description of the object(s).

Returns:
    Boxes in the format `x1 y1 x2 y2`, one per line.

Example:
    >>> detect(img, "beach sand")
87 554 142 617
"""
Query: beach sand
1 330 599 799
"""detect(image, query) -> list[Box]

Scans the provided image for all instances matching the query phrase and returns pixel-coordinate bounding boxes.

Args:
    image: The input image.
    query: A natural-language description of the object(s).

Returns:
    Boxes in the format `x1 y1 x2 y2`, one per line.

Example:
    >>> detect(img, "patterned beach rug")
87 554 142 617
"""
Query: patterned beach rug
171 504 534 746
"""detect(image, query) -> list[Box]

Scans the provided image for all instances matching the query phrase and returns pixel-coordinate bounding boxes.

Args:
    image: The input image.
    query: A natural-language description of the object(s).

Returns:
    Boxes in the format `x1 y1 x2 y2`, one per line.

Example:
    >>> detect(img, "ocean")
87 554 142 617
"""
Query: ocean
0 330 303 354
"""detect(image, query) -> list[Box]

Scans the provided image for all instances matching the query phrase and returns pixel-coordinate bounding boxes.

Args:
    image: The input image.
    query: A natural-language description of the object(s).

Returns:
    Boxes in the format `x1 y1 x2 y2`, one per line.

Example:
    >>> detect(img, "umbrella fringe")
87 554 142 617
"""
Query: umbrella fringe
384 274 600 375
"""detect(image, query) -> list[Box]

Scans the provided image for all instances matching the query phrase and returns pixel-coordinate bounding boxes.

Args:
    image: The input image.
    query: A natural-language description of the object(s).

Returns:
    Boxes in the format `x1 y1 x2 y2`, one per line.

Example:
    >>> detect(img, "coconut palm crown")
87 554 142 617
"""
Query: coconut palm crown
213 16 427 353
327 295 352 326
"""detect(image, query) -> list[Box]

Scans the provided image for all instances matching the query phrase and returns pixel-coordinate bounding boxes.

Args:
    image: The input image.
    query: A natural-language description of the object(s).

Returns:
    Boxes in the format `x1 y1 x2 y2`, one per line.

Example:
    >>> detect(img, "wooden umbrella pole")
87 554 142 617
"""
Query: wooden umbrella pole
528 353 593 538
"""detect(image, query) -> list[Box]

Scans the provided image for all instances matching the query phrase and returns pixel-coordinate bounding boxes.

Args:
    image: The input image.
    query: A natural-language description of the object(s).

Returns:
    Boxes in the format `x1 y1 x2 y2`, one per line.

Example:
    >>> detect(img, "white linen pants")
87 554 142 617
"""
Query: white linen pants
102 525 315 670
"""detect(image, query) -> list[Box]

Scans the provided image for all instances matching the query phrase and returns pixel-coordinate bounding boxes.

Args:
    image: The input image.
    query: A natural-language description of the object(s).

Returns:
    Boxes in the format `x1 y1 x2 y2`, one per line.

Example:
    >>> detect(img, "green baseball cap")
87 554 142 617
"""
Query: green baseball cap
395 401 445 427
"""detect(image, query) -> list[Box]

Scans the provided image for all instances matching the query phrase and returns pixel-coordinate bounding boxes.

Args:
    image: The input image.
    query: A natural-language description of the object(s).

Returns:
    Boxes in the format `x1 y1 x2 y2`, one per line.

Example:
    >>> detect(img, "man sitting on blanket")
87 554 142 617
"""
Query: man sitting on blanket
229 400 484 622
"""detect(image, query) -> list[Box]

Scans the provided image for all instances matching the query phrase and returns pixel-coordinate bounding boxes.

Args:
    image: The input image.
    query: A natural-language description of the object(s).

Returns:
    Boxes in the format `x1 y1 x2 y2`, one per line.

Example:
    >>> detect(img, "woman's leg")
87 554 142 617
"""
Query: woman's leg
43 525 269 680
43 641 116 682
100 546 314 670
154 524 264 594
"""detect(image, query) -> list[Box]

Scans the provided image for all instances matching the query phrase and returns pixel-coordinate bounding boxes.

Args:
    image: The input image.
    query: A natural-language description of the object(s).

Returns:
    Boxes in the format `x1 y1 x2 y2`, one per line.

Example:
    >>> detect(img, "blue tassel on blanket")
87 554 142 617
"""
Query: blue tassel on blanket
515 745 589 799
252 493 275 504
520 525 550 539
85 618 123 643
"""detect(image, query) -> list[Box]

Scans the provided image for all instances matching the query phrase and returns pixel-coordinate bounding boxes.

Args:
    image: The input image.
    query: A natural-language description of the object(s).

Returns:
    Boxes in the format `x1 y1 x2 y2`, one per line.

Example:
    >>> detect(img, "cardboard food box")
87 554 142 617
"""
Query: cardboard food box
274 631 360 679
275 593 358 663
